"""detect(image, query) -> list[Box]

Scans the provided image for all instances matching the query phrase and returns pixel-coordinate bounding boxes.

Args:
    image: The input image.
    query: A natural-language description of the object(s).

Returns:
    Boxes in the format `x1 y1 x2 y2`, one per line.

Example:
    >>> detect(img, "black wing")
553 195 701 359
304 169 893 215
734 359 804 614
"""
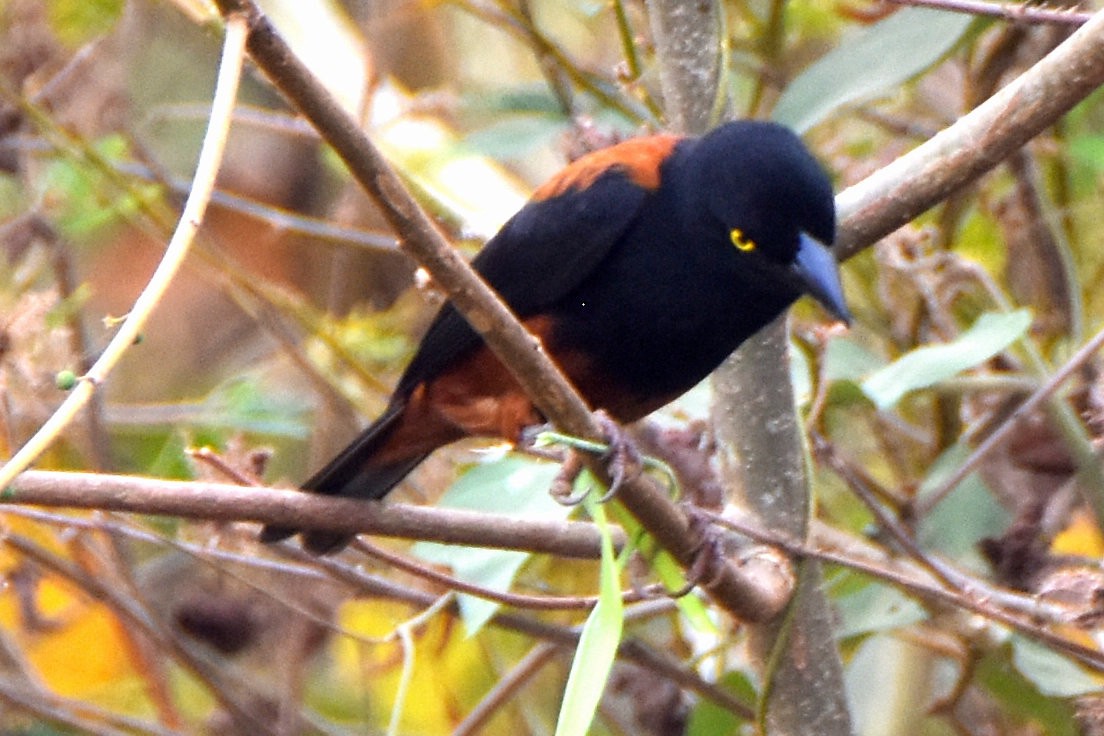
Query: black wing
395 169 650 396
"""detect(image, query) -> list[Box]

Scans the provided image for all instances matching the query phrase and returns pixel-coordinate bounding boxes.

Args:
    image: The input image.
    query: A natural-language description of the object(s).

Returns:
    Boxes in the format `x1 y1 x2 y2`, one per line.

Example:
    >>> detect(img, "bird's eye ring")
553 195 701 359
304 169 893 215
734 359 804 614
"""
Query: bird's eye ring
730 228 757 252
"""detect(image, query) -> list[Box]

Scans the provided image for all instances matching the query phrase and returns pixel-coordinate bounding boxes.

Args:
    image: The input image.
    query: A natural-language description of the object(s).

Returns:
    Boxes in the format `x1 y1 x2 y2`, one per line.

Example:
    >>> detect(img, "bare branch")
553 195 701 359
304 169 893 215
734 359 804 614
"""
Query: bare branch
453 643 560 736
5 470 617 559
0 14 249 488
884 0 1092 25
835 9 1104 259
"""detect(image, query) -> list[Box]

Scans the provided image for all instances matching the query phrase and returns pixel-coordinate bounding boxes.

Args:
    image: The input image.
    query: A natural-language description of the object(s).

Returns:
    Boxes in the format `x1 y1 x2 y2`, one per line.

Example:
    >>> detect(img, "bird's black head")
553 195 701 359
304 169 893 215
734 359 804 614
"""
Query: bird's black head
680 120 849 322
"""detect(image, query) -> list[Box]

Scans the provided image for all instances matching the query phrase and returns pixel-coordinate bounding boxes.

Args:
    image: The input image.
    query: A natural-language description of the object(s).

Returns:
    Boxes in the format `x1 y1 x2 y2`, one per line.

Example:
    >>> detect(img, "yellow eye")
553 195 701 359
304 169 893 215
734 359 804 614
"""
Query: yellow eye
730 228 756 252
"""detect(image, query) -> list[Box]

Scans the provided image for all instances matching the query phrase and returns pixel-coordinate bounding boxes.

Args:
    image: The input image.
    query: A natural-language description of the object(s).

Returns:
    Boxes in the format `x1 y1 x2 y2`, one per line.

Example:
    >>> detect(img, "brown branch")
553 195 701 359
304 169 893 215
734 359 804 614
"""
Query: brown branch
645 0 724 133
209 0 791 623
706 510 1104 673
835 8 1104 259
5 470 617 559
453 643 560 736
351 539 669 611
293 550 756 719
714 320 854 735
884 0 1093 25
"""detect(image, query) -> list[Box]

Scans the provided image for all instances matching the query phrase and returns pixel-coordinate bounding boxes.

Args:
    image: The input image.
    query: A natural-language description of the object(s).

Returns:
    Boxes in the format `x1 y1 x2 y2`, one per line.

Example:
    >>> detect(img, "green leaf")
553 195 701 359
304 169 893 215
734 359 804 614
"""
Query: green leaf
424 544 529 635
1011 636 1102 697
918 443 1010 570
45 283 94 329
686 671 755 736
41 135 162 238
823 337 884 384
463 116 570 160
48 0 124 47
835 583 927 640
413 454 570 635
554 497 623 736
653 550 715 633
976 645 1080 735
791 339 812 406
200 378 310 438
862 309 1032 410
1069 134 1104 170
464 85 566 117
772 7 974 133
817 336 887 408
604 496 714 632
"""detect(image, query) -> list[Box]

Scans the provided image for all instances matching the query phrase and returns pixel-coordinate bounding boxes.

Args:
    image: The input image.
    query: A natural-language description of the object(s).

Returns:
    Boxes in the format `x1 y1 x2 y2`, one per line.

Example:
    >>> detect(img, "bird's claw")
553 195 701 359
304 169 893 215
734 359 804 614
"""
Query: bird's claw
550 450 591 506
667 511 729 597
538 412 641 505
593 410 642 502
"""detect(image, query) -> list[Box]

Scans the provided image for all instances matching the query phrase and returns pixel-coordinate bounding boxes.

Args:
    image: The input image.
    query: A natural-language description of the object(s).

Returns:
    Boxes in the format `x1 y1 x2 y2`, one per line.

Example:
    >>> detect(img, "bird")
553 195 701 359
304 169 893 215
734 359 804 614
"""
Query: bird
262 120 851 553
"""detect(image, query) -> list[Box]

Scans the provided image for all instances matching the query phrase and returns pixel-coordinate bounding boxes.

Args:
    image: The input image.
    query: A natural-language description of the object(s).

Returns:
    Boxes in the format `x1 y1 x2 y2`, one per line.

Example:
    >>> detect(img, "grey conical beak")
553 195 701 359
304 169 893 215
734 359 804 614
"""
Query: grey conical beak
793 232 851 324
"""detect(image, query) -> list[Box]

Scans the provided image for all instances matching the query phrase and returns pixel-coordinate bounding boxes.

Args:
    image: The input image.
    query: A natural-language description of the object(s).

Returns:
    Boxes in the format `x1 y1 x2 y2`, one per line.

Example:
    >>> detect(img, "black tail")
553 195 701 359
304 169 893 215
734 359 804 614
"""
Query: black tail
260 399 427 554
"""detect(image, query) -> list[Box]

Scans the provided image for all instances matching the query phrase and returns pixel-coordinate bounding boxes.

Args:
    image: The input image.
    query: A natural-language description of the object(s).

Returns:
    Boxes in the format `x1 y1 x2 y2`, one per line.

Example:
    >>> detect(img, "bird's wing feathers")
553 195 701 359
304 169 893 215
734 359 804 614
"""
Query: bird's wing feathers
477 164 658 307
528 134 680 201
396 159 662 396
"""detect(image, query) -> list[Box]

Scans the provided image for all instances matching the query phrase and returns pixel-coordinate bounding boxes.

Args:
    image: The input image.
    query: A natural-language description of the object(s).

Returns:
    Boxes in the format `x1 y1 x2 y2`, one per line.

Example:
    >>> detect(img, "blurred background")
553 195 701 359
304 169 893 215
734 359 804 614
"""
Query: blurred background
3 1 1104 734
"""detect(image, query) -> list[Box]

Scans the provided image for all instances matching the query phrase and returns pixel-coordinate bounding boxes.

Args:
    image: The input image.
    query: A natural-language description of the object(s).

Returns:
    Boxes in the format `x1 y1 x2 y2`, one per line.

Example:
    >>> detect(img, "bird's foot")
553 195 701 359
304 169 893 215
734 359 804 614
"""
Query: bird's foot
528 413 644 504
664 510 729 597
549 449 591 506
593 410 642 502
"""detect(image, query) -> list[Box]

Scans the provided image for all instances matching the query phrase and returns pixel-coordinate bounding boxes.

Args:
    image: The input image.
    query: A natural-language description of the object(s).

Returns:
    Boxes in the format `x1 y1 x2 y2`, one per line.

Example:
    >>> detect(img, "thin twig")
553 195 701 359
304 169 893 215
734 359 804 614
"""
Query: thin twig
0 15 249 489
884 0 1092 25
352 538 667 610
39 220 113 470
915 321 1104 515
453 642 560 736
450 0 651 123
703 509 1104 672
811 434 971 592
387 593 455 736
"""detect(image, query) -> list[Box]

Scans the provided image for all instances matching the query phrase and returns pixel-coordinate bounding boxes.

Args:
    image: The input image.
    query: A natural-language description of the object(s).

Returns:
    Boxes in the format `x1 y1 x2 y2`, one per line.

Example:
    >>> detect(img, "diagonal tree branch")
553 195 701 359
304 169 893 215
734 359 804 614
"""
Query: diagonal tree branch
885 0 1092 25
835 8 1104 258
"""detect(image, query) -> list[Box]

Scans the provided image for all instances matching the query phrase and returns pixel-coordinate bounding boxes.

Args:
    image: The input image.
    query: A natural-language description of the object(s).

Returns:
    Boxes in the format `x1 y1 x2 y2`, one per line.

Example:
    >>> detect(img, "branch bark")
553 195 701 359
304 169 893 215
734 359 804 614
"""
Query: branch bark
646 0 723 133
835 8 1104 260
714 321 854 736
4 470 616 559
